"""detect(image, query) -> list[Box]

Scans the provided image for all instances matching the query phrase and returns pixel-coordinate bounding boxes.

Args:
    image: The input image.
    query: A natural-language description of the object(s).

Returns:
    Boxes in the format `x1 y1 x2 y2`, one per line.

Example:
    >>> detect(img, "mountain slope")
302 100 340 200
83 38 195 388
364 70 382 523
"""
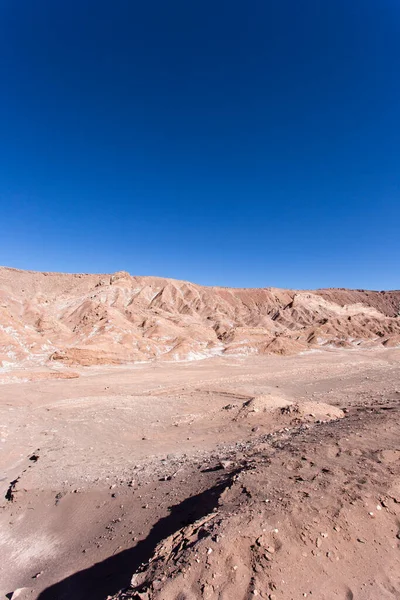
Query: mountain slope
0 267 399 368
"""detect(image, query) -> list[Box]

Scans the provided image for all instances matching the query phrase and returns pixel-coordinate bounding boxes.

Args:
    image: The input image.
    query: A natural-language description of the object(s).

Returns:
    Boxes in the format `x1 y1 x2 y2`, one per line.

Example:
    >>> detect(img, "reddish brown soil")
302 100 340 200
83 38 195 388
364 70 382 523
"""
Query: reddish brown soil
0 348 399 599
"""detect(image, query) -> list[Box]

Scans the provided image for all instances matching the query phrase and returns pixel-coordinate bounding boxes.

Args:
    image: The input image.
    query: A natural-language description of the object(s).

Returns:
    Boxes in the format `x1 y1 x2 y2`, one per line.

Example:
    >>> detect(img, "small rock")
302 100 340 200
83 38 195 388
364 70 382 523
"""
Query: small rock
32 572 43 579
220 460 233 469
357 537 366 543
256 535 269 548
264 553 272 561
316 537 322 548
9 590 30 599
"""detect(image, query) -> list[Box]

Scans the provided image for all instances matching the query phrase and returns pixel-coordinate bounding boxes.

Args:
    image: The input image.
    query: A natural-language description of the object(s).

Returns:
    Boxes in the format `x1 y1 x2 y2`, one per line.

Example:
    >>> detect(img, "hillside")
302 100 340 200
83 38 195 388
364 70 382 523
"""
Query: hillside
0 267 399 368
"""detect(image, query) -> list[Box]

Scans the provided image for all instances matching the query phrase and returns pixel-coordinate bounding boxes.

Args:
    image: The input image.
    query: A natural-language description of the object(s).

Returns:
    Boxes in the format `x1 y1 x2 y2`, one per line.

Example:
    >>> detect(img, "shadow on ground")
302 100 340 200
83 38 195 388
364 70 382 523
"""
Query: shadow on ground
37 475 235 600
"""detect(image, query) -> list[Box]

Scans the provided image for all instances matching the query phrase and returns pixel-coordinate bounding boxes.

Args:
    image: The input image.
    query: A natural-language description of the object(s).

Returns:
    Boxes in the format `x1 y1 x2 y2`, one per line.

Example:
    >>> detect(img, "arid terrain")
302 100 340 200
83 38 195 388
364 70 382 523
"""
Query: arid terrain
1 267 400 369
0 268 400 599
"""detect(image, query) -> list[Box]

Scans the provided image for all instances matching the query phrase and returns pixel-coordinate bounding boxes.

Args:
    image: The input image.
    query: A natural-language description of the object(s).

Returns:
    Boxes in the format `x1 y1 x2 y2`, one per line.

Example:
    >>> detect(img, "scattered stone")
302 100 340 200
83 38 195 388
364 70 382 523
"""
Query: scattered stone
54 491 64 505
5 477 20 502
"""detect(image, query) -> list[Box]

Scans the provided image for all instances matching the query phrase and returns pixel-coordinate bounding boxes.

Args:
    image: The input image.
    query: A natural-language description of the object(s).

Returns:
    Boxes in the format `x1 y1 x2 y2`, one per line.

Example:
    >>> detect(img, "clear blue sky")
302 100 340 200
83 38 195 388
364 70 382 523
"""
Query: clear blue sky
0 0 399 289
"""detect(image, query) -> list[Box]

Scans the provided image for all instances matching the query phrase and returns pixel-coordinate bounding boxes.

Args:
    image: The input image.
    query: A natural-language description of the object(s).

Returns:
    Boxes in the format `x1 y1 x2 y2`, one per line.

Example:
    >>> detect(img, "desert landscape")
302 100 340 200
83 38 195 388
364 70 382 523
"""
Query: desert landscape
1 267 400 599
1 266 400 370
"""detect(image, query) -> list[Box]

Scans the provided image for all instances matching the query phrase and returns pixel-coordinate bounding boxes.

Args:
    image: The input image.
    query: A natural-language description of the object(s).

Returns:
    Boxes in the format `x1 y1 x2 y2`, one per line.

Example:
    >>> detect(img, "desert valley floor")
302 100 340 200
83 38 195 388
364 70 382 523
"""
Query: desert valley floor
1 348 400 600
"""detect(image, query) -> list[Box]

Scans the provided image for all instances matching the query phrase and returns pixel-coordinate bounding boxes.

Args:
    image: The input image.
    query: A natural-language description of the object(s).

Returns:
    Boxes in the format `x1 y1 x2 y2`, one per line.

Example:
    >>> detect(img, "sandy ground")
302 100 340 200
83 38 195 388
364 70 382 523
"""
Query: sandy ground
0 348 399 599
